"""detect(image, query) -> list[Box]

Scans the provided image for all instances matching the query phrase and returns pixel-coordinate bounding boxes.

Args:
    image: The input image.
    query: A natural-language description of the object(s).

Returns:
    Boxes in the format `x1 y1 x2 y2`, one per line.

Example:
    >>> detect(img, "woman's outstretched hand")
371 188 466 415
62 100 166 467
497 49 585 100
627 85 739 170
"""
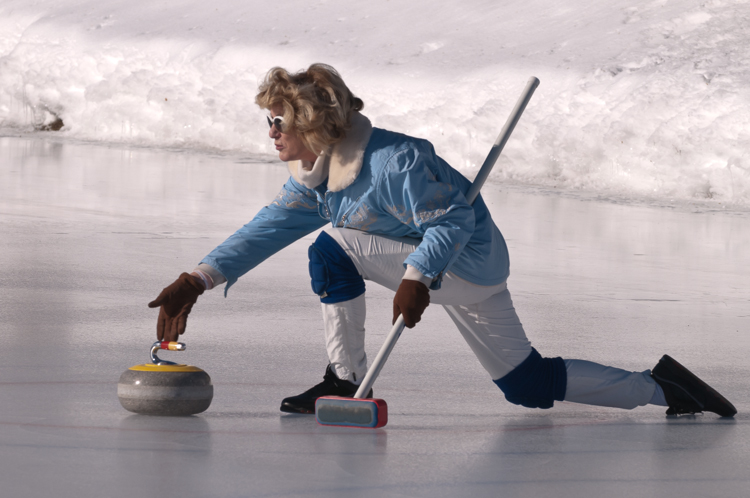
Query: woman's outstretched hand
148 273 205 341
393 279 430 328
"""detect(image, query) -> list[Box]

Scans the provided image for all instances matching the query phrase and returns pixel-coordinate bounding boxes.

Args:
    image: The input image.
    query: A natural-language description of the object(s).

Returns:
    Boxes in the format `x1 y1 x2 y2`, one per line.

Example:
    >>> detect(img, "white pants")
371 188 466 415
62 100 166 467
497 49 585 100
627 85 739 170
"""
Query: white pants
322 228 659 409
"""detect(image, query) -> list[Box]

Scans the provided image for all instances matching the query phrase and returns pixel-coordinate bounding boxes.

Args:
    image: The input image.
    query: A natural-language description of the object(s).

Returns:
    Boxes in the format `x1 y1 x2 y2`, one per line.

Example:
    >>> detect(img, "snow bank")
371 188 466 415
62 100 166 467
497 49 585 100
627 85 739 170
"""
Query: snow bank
1 0 749 206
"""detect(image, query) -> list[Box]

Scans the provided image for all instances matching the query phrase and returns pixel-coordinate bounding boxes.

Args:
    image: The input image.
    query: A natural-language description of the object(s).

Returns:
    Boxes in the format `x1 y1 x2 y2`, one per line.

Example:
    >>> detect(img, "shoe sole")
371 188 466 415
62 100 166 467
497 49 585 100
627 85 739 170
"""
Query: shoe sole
279 389 374 415
280 402 314 414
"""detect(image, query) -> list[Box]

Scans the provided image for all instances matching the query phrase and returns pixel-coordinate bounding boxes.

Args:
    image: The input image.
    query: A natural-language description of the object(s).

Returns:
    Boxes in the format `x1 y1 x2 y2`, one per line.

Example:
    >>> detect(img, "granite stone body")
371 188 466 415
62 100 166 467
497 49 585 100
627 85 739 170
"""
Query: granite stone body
117 365 213 416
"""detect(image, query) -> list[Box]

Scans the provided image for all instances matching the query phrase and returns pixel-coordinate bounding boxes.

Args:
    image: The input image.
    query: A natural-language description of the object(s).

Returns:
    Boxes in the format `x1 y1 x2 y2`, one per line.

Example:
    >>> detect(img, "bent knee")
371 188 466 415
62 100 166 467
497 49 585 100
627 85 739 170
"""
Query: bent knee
309 231 365 303
493 348 567 409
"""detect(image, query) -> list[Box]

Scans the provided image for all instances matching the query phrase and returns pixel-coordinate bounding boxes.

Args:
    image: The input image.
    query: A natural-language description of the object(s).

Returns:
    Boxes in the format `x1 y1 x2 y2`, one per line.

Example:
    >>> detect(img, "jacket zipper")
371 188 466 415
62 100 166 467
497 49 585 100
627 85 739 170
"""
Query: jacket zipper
315 188 331 220
337 195 362 227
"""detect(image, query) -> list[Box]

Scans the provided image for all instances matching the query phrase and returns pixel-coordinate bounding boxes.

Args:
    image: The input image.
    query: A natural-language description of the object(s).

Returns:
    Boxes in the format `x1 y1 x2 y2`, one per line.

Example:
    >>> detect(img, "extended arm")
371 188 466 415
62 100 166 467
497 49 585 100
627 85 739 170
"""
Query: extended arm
148 176 327 339
200 176 328 294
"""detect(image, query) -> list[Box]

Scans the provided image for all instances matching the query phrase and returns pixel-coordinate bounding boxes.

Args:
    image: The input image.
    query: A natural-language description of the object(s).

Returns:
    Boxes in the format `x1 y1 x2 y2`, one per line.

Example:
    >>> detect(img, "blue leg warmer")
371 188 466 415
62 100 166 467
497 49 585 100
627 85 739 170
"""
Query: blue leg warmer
308 231 366 304
493 348 567 409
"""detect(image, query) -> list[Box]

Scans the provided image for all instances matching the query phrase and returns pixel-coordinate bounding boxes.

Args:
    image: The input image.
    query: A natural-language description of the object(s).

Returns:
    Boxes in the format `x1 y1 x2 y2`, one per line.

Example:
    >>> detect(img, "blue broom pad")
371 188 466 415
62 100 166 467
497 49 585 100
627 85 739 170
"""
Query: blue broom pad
316 398 380 428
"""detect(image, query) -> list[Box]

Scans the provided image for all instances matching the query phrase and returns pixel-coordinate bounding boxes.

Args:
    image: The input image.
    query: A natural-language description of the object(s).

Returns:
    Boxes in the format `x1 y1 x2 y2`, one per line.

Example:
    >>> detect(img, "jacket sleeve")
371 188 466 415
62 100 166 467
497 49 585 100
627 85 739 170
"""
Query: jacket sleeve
199 176 327 294
377 144 475 290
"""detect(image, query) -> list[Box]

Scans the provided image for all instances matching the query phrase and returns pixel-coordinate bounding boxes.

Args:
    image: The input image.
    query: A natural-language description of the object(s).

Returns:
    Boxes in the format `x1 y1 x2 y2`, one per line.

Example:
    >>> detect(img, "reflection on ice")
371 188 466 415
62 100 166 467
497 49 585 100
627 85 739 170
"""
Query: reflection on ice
0 136 748 498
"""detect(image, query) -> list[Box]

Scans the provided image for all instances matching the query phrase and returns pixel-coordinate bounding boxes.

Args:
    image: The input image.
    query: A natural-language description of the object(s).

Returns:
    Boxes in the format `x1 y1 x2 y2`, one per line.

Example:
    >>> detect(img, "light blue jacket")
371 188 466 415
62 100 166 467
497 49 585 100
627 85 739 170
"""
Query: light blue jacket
200 114 509 294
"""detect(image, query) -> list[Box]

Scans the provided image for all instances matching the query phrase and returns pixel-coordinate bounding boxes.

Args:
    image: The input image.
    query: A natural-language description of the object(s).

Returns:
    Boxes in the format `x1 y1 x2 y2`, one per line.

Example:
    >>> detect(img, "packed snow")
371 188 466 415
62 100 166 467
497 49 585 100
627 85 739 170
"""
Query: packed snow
1 0 749 207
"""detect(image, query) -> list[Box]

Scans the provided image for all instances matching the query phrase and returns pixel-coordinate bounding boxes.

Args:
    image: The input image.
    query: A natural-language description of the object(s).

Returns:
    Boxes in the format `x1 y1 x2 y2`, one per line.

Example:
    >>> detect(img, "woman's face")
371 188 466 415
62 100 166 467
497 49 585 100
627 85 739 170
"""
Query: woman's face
269 105 318 162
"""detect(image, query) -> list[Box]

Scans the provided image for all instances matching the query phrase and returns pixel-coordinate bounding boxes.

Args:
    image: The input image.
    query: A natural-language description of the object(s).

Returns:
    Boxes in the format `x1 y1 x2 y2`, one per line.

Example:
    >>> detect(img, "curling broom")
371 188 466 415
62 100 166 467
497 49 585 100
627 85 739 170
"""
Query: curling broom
316 76 541 428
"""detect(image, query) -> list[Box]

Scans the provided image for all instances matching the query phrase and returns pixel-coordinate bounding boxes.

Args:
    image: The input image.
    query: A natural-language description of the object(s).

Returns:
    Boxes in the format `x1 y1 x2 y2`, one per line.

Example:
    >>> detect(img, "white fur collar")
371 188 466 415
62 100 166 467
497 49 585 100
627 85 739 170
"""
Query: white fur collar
295 157 329 189
287 112 373 192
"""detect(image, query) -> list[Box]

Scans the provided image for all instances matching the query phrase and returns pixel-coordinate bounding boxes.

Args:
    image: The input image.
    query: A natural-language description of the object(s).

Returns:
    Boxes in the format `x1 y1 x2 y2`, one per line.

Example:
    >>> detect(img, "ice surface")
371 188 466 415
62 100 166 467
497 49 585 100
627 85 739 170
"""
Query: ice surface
1 0 750 205
1 136 748 497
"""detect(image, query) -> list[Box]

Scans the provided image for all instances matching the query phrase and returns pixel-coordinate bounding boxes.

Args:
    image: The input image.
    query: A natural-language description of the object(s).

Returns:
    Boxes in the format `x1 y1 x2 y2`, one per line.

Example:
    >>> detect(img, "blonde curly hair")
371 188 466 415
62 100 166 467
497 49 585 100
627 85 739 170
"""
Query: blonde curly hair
255 63 364 155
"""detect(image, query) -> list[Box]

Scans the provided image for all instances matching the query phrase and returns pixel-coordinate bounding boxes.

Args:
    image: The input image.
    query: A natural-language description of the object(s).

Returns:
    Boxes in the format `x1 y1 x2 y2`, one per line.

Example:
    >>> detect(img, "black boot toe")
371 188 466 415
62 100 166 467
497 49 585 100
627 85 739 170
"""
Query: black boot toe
651 354 736 417
279 365 373 414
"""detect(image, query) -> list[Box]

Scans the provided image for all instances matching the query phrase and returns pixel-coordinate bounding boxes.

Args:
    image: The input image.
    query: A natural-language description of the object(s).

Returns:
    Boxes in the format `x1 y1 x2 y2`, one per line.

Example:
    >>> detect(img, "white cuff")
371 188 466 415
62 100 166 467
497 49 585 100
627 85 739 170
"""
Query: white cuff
193 263 227 290
403 265 433 286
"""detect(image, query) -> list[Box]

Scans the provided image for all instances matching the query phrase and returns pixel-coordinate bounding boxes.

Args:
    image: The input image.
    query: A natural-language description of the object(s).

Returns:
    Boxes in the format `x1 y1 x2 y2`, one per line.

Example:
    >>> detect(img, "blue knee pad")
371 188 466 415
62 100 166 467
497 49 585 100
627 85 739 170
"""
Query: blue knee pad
493 348 567 409
308 231 366 304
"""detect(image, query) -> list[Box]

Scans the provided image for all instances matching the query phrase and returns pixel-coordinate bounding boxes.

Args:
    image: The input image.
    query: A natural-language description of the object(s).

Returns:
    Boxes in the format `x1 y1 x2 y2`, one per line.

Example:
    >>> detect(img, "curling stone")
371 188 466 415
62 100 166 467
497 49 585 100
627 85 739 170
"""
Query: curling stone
117 341 213 416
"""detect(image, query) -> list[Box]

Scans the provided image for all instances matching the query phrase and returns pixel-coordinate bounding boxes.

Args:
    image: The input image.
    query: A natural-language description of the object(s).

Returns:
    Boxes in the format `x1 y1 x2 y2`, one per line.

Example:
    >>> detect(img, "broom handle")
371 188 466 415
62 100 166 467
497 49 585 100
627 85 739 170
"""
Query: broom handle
354 77 540 400
353 315 406 398
465 77 540 204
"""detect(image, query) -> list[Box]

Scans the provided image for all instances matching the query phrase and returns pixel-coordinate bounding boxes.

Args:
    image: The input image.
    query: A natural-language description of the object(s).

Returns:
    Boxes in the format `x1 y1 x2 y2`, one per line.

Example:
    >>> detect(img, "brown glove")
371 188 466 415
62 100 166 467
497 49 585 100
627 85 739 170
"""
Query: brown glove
148 272 205 341
392 279 430 328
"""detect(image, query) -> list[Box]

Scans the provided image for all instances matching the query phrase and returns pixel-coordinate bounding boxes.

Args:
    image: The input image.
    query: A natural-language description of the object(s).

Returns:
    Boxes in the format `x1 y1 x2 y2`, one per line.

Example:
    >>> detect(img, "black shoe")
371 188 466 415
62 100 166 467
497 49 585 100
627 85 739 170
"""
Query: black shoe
651 354 737 417
280 365 373 414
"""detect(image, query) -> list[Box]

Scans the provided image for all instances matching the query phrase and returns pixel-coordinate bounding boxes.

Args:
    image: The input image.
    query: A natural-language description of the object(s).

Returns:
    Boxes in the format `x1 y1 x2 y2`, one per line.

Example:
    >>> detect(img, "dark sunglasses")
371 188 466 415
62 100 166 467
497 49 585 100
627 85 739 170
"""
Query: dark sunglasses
267 115 285 132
